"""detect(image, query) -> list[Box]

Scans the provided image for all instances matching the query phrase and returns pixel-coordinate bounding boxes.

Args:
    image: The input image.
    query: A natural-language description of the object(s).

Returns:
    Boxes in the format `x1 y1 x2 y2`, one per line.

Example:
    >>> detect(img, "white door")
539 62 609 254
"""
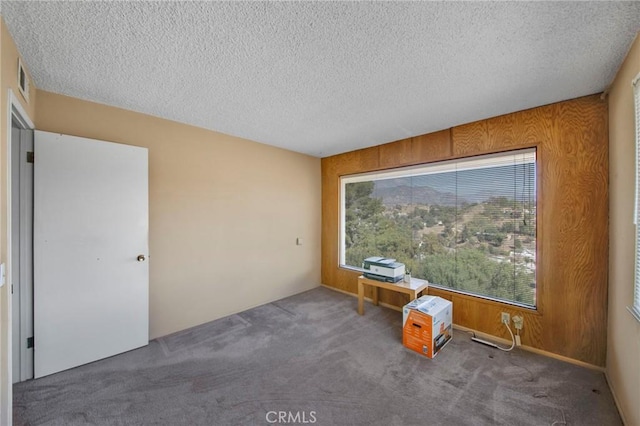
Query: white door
34 130 149 378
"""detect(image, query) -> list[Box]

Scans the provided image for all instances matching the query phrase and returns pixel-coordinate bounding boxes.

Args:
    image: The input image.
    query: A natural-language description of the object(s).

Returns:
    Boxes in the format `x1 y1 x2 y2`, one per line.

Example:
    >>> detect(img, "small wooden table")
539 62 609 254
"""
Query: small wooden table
357 275 429 315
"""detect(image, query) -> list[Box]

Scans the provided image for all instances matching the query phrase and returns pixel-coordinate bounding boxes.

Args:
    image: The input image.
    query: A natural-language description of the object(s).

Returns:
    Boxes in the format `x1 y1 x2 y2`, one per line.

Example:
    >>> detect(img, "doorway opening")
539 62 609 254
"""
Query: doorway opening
9 90 35 383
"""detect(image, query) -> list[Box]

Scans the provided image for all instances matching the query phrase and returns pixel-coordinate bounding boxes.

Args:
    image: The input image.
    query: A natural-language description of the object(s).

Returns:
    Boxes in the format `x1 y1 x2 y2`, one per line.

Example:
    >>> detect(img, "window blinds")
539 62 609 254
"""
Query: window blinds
341 148 537 307
631 72 640 322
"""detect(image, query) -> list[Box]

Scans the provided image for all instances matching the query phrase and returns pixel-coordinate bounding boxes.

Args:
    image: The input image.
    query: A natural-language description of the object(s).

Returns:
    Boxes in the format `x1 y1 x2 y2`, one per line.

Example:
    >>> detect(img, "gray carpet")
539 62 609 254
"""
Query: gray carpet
13 287 621 425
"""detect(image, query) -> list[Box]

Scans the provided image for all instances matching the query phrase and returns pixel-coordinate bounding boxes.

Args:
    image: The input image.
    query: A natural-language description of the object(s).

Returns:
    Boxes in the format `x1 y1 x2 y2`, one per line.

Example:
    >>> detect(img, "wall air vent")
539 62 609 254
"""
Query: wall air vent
17 58 29 103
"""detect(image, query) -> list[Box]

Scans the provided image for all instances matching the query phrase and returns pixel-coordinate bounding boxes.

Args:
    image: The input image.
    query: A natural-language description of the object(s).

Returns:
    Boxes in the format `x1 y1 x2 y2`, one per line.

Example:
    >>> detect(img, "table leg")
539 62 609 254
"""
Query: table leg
409 289 417 301
358 280 364 315
372 286 379 306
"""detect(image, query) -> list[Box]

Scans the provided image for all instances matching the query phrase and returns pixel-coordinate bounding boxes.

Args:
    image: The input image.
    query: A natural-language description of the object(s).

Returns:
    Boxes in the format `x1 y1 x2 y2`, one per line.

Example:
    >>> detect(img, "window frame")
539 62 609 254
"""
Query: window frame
339 148 538 309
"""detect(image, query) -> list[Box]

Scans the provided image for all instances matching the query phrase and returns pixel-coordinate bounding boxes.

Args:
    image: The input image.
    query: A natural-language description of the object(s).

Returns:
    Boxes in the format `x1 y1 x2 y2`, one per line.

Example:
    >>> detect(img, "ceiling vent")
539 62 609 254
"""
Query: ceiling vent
17 58 29 103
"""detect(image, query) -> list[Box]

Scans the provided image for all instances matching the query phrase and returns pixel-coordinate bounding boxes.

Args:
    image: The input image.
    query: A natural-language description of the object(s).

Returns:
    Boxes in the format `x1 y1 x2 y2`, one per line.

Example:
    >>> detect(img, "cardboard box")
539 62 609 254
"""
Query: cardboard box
402 296 452 358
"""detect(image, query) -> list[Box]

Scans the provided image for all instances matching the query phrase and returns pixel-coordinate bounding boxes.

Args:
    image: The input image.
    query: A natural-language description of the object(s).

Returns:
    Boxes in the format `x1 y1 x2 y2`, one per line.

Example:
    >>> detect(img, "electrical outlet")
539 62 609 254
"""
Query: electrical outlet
512 315 524 330
501 312 510 325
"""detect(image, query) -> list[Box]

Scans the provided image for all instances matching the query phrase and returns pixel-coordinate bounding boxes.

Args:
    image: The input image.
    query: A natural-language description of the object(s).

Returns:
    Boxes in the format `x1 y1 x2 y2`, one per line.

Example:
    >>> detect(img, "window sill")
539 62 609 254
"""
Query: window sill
428 282 538 312
627 306 640 324
339 264 363 274
339 264 538 311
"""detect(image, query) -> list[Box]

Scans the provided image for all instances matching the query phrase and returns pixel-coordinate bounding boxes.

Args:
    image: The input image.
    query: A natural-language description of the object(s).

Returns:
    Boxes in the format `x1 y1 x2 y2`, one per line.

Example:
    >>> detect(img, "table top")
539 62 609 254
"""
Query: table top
358 275 429 293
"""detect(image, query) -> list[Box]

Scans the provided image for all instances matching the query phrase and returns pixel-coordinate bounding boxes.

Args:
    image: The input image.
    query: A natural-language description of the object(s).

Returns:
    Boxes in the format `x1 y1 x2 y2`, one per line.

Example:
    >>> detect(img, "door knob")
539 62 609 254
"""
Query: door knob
137 255 146 262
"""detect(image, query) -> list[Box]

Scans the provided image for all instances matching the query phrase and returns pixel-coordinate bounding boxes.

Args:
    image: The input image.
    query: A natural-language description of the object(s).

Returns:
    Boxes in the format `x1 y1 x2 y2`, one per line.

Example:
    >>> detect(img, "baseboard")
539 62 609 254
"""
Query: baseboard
321 284 604 372
453 324 605 372
604 371 629 425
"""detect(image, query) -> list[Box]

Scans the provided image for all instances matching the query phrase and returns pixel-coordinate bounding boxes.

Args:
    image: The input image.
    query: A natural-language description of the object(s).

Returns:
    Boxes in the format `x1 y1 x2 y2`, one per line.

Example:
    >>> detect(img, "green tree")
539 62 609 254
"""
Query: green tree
501 221 515 234
343 181 536 306
344 182 384 254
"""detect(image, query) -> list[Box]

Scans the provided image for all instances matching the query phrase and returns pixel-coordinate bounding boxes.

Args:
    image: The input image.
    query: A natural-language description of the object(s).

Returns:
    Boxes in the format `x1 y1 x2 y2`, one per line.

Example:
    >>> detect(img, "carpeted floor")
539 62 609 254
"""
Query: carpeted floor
13 286 621 425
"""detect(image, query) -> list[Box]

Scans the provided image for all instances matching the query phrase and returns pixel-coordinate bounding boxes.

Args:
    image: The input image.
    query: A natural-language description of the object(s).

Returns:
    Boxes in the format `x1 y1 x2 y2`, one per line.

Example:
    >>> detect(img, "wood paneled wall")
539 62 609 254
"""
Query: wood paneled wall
321 95 608 367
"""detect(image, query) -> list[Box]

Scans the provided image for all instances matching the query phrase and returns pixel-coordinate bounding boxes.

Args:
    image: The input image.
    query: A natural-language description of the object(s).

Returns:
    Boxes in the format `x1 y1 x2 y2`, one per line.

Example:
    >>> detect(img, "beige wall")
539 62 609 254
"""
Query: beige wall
607 32 640 425
0 19 37 425
0 16 320 421
35 90 322 340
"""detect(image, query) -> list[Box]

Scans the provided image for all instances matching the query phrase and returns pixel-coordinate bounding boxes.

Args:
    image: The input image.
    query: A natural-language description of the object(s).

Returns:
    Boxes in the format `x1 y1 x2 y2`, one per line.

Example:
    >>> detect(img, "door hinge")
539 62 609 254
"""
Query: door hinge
10 284 13 294
26 151 34 163
27 337 34 349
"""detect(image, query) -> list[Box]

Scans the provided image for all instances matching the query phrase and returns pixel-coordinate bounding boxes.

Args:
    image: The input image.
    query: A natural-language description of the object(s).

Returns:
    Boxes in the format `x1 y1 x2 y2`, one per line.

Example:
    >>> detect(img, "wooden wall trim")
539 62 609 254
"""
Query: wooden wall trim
321 284 605 371
453 324 605 372
321 94 608 366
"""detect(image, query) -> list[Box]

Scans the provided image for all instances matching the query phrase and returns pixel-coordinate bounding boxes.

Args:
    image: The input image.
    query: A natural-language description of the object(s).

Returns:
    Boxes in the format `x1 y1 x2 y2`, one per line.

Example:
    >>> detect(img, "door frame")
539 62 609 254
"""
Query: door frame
7 89 35 389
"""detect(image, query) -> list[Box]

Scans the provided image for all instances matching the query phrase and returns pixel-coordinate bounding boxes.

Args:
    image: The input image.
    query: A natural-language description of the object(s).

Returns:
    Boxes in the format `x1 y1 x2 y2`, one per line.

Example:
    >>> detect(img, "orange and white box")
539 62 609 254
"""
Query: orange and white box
402 296 452 358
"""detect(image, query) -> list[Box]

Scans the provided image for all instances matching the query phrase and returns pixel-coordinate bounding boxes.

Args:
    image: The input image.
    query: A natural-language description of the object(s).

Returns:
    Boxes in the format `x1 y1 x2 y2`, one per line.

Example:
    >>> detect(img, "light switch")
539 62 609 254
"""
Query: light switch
296 238 303 246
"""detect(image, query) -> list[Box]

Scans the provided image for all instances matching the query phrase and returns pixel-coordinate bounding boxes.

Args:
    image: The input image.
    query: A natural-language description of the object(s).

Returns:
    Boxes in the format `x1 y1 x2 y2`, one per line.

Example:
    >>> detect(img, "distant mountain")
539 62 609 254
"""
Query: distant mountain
371 184 461 206
370 171 533 206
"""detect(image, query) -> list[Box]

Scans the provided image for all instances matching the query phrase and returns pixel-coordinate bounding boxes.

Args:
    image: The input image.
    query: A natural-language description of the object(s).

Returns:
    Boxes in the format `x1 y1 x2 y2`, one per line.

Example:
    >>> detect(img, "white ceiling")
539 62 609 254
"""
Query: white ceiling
2 2 639 158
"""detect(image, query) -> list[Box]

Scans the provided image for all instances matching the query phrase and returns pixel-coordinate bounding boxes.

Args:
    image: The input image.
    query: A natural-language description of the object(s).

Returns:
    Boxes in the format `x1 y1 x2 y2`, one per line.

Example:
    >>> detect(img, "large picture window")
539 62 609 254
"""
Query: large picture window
340 148 537 308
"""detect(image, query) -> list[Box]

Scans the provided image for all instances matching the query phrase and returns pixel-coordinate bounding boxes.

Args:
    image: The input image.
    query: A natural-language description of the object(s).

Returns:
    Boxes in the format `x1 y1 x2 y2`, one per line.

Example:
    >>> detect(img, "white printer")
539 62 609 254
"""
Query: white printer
362 257 405 283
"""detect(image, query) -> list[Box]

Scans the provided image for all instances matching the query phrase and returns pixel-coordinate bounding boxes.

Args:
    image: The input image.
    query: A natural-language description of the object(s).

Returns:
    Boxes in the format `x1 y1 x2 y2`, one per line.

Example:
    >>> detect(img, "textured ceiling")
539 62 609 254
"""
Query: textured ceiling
2 2 639 157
